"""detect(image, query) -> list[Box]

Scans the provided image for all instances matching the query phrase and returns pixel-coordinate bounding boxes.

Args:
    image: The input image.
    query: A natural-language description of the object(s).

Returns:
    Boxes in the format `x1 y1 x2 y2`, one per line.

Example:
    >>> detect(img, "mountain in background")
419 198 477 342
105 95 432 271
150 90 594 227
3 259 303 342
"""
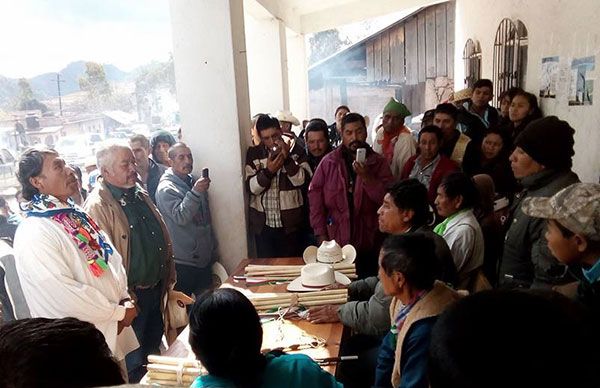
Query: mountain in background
0 61 131 108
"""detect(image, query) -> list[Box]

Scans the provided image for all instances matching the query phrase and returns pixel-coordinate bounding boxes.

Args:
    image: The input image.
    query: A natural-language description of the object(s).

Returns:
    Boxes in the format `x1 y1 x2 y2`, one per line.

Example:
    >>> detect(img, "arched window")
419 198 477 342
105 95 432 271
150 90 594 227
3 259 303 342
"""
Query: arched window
492 18 528 106
462 39 481 88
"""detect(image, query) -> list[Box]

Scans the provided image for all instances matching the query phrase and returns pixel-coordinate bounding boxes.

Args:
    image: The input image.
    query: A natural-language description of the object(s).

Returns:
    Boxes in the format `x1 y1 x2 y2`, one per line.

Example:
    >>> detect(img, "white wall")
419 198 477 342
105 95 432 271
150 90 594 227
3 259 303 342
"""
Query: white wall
245 13 290 115
455 0 600 182
169 0 252 273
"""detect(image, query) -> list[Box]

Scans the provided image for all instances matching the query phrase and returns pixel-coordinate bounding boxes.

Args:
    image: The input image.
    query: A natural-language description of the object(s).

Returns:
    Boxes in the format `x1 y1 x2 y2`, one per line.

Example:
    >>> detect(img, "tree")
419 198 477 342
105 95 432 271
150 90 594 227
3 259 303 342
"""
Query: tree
79 62 112 111
15 78 47 113
308 29 351 65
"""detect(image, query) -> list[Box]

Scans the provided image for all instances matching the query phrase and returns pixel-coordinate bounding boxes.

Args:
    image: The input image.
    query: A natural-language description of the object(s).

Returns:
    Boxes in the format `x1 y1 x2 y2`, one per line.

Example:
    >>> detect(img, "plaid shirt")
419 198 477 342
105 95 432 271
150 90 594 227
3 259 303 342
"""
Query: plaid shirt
264 171 283 228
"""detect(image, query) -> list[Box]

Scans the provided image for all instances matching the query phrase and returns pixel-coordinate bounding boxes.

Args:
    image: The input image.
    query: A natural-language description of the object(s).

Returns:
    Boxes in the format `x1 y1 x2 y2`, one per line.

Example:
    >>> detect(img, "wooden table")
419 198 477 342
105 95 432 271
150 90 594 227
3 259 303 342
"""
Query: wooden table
155 258 344 376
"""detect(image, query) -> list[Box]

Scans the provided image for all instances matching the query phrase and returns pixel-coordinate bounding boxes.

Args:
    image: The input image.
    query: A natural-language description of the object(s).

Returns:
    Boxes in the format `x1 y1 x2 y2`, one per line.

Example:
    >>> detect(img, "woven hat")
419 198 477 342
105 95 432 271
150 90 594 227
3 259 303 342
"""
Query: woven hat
275 110 300 126
303 240 356 265
287 263 351 292
452 88 473 102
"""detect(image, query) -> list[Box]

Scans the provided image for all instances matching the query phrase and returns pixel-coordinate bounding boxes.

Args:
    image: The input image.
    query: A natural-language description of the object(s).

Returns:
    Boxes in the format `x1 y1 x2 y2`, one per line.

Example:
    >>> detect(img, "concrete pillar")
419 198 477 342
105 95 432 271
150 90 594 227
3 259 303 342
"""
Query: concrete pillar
169 0 251 272
245 13 290 114
286 27 309 123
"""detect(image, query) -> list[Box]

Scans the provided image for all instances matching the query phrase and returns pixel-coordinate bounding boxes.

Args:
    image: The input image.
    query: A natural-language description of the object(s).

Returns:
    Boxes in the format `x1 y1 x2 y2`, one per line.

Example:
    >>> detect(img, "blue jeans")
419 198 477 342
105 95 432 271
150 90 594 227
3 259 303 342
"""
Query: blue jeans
174 263 213 298
126 284 164 383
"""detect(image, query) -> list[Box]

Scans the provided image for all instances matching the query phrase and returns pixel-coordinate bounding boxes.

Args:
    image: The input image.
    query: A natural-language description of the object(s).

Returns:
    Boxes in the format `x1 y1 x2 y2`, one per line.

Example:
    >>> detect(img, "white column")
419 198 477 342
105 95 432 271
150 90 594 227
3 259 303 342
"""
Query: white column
286 27 309 122
245 13 290 114
169 0 251 272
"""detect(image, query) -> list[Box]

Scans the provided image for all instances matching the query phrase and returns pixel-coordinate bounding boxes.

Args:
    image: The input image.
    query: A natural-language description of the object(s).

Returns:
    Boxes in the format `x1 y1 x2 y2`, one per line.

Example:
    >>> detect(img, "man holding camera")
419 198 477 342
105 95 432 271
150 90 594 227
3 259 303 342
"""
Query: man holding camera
156 143 218 298
245 114 311 258
309 113 393 278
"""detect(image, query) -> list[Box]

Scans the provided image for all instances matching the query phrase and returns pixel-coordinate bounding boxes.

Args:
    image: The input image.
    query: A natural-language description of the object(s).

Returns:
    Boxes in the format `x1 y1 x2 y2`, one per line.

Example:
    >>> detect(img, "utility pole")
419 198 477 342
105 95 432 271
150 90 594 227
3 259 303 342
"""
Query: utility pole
53 73 65 116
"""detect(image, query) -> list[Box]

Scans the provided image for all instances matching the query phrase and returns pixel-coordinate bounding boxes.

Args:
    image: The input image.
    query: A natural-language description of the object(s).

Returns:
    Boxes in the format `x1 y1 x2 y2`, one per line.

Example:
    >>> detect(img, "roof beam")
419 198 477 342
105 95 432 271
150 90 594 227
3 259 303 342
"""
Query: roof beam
248 0 303 33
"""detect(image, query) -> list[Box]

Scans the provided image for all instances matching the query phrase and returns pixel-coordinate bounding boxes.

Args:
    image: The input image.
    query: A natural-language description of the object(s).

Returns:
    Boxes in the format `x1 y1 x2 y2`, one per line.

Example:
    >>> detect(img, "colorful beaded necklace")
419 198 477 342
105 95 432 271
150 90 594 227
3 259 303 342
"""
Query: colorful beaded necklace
26 194 114 277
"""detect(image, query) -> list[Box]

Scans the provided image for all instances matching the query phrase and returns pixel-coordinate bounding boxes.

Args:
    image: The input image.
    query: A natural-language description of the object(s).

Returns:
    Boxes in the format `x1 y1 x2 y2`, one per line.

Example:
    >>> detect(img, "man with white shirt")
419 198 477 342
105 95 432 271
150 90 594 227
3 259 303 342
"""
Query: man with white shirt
13 147 138 362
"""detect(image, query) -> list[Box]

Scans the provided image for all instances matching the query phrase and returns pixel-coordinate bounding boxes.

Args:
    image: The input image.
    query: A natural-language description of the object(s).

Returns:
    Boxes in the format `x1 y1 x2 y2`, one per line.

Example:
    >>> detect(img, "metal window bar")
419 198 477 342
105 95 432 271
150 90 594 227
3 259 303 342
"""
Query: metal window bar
493 18 528 107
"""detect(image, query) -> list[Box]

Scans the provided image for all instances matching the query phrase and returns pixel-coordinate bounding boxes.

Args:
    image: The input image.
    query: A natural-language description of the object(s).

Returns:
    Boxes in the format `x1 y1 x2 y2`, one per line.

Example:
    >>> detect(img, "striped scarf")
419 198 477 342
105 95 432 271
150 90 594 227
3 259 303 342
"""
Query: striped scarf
389 290 428 344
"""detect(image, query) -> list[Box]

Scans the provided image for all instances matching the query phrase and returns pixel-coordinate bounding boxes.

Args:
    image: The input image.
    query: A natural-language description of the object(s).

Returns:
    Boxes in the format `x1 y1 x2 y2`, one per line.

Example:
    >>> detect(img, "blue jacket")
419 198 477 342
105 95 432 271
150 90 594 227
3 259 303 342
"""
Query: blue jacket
155 168 218 268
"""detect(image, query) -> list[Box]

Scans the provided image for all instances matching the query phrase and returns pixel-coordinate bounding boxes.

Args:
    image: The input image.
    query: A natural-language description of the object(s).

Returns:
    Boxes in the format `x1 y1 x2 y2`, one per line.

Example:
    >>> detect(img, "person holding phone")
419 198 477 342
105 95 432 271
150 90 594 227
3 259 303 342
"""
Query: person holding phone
245 114 312 258
309 113 393 278
156 143 218 299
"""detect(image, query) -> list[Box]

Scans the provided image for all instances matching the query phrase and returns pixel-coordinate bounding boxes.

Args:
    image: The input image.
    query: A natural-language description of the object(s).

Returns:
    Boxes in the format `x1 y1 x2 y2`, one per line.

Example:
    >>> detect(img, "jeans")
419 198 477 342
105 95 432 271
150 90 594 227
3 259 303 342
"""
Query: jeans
174 263 213 298
126 284 164 383
374 331 395 388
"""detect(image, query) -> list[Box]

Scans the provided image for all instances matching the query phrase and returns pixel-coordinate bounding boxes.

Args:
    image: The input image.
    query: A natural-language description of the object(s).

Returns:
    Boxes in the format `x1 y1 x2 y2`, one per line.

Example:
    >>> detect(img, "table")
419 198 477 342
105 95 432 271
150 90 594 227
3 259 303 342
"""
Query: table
155 258 344 376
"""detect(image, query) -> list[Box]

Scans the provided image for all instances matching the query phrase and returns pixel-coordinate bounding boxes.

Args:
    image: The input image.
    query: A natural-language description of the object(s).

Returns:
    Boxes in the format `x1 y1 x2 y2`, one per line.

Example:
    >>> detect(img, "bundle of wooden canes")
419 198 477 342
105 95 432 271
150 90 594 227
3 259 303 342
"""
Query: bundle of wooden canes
248 288 348 311
144 355 205 386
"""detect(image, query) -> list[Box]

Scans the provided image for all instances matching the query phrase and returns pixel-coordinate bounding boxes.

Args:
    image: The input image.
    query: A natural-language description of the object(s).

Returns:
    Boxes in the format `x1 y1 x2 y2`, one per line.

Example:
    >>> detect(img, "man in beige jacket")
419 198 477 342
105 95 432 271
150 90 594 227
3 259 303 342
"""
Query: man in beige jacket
85 143 177 383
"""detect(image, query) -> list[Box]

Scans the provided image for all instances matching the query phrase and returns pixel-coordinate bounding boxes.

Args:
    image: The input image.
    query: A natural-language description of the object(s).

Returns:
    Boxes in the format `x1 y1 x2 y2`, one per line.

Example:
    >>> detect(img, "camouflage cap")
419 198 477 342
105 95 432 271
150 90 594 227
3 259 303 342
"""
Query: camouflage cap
522 183 600 241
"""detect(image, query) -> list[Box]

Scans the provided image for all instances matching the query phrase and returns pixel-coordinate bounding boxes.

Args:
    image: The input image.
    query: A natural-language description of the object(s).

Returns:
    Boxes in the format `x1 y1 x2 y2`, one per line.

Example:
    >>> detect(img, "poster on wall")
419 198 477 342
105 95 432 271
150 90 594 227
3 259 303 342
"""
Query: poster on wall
568 56 595 106
540 56 559 98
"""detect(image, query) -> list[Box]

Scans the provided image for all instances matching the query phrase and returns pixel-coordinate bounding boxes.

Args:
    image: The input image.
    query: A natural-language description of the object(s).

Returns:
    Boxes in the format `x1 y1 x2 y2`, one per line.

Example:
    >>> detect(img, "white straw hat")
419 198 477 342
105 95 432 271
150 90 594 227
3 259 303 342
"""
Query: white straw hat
303 240 356 266
287 262 351 292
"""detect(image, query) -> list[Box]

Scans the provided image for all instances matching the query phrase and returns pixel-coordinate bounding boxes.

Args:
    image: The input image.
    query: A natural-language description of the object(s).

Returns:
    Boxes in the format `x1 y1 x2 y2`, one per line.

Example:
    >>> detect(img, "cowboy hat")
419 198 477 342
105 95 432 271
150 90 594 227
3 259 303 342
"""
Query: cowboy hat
303 240 356 266
287 262 351 292
275 110 300 126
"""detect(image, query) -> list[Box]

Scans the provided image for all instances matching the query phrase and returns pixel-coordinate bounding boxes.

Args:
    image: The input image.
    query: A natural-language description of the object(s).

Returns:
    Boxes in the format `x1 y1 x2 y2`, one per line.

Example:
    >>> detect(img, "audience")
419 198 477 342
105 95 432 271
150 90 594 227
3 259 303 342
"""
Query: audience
308 179 456 388
433 103 476 166
472 174 504 286
149 129 177 167
462 127 518 199
497 86 524 126
84 143 177 382
373 98 417 179
521 183 600 316
156 143 218 298
188 288 342 388
401 125 459 205
375 234 461 388
304 118 332 172
245 114 311 258
309 112 393 277
500 116 580 289
429 290 599 388
434 172 484 290
0 317 125 388
504 90 542 141
276 110 305 151
129 133 167 204
14 148 137 363
457 79 499 144
328 105 350 148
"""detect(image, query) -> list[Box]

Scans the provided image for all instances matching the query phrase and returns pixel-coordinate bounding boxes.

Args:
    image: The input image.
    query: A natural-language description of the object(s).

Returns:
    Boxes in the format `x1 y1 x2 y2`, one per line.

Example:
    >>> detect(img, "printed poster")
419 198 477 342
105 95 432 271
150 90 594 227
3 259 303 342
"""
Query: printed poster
539 56 559 98
569 56 595 106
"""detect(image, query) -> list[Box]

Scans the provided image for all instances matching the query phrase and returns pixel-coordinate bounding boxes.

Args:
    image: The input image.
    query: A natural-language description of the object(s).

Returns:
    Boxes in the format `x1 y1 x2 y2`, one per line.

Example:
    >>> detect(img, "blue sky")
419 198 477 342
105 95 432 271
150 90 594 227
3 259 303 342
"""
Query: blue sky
0 0 173 78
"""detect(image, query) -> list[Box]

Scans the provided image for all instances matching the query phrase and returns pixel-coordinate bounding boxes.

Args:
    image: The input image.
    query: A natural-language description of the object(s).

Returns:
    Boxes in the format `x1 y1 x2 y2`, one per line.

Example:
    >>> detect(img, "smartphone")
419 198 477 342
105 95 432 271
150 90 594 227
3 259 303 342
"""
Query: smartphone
201 168 209 179
355 148 366 164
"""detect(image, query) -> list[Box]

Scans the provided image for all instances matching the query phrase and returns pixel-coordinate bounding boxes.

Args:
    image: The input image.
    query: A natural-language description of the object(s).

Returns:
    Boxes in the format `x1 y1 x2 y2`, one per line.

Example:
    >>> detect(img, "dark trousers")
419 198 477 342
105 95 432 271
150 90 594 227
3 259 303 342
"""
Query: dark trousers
255 226 302 258
336 334 383 388
126 284 164 383
174 262 213 298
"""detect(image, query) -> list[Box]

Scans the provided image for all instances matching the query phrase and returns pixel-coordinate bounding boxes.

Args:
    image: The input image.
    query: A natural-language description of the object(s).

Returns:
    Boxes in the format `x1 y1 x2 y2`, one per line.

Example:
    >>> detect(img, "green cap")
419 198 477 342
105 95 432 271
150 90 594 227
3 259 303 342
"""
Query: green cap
383 98 411 117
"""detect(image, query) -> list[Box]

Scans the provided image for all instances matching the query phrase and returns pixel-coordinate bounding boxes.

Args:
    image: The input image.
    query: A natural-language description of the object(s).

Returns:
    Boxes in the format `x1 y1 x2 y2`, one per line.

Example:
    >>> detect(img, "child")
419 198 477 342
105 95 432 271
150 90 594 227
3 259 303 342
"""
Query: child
522 183 600 313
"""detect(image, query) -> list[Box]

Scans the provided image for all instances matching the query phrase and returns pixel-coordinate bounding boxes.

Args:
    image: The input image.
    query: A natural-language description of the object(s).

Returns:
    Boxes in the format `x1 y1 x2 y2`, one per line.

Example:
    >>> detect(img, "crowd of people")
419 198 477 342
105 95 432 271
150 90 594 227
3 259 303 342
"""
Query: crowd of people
0 79 599 388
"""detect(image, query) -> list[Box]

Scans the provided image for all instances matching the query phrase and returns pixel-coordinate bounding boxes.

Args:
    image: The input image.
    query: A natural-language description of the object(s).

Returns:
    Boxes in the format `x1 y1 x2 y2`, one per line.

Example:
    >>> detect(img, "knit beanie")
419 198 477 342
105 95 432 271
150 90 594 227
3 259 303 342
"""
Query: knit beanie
515 116 575 170
383 98 411 117
150 130 176 151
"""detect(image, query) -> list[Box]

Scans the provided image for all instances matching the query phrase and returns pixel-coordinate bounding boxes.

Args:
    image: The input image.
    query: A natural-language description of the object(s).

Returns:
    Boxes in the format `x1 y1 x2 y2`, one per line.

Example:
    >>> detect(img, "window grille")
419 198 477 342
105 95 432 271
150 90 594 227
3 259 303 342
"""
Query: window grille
462 39 481 88
492 18 528 107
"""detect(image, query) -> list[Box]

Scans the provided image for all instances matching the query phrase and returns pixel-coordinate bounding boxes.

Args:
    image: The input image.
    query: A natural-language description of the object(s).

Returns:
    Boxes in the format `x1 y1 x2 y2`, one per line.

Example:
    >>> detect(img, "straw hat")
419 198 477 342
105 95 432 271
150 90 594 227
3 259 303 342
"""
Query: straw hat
287 262 351 292
275 110 300 126
303 240 356 266
452 88 473 102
